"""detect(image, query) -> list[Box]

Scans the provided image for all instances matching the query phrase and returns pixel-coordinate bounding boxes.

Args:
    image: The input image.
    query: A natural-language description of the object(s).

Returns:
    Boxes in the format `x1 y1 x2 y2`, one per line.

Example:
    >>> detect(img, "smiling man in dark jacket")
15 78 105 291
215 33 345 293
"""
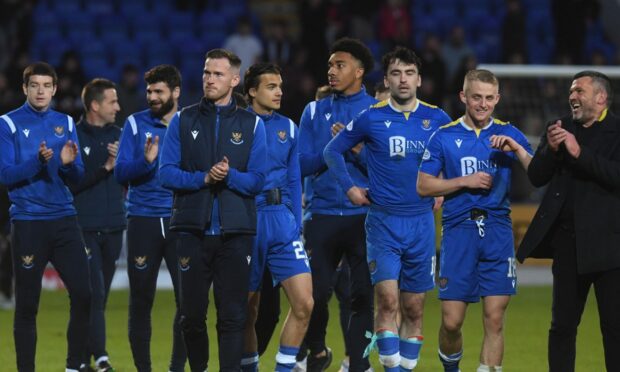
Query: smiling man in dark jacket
518 70 620 372
69 78 125 372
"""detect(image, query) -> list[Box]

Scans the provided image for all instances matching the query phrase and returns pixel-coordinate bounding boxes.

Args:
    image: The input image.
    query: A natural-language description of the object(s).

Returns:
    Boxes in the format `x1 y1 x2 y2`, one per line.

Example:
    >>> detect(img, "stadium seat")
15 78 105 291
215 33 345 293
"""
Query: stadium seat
145 41 176 67
112 41 143 69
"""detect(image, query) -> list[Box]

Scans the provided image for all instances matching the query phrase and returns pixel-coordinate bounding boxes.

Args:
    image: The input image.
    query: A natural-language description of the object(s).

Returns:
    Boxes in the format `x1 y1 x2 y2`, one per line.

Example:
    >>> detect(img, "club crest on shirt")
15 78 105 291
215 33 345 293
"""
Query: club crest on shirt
54 125 65 137
421 119 432 131
438 277 449 290
277 130 288 143
21 255 34 269
134 256 148 270
231 131 244 145
368 259 377 274
179 257 191 271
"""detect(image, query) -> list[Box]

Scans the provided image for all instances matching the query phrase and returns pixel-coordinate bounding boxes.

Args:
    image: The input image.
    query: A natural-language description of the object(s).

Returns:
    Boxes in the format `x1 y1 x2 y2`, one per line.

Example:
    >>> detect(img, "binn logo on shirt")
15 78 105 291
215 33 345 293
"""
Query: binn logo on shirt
460 156 498 176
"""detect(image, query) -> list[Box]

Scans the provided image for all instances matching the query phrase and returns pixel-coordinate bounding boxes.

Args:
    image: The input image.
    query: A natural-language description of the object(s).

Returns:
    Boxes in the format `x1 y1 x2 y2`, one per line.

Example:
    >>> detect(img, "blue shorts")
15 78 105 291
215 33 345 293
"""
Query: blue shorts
438 219 517 302
249 204 310 292
366 209 435 293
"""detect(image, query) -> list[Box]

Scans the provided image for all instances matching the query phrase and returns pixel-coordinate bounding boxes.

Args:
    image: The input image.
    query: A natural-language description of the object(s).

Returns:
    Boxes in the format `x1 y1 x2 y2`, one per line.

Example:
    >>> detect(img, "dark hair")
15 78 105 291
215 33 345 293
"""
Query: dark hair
243 62 282 102
205 48 242 70
330 37 374 75
573 70 613 107
233 91 248 109
144 64 182 90
23 61 57 85
315 85 332 100
374 81 389 94
81 78 117 112
381 46 422 75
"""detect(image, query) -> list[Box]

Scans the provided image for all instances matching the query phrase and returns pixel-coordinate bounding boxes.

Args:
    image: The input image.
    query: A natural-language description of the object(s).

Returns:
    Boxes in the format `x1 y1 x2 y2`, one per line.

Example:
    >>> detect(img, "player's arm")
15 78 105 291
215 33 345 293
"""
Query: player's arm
324 115 368 205
489 133 533 170
417 130 492 196
0 119 46 186
527 120 565 187
299 102 327 177
159 114 208 190
114 118 157 184
58 118 84 184
288 124 302 233
224 117 267 196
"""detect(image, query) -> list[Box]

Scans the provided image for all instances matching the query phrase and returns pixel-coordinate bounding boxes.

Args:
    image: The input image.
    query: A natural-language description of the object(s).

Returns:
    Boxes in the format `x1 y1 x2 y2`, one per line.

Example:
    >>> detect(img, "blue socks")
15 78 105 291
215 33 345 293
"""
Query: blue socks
275 345 300 372
399 336 423 371
438 349 463 372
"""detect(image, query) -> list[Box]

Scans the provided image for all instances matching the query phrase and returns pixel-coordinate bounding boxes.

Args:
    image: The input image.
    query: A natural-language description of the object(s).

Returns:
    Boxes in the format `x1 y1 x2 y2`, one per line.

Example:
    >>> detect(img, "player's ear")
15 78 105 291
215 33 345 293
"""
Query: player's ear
459 90 466 104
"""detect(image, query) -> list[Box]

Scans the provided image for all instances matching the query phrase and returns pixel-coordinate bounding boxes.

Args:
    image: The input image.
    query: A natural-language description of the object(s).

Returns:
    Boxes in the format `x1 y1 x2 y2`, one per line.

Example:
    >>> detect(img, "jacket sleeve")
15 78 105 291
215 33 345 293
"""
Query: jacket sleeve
288 124 302 232
527 123 561 187
58 119 85 184
159 114 207 190
114 118 157 184
570 145 620 189
225 117 267 195
299 101 327 177
68 167 109 195
323 114 367 193
0 117 45 186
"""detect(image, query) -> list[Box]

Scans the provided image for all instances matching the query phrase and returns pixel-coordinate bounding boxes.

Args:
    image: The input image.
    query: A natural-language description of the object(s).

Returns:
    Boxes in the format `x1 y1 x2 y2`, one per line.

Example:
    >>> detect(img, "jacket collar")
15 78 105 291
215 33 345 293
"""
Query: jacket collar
331 85 368 104
199 96 237 117
23 101 52 118
247 106 275 122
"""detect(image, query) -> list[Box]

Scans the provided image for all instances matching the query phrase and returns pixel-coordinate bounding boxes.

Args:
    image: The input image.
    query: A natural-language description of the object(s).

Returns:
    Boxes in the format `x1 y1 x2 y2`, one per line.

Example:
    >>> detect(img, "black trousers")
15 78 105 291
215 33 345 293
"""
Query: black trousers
176 232 253 372
0 231 12 298
11 216 91 371
126 216 186 372
304 213 373 372
548 225 620 372
82 230 123 363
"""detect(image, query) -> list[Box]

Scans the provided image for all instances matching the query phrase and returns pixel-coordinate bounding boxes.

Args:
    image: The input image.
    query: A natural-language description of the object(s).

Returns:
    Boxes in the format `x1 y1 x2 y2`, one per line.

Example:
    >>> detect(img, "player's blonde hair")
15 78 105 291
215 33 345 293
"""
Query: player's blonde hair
463 69 499 93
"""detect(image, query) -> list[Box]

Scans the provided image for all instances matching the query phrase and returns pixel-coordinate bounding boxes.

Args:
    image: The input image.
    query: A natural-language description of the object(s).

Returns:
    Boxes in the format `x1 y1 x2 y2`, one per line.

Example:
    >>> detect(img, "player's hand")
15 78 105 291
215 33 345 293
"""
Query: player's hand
346 186 371 206
144 135 159 164
205 156 230 184
546 120 567 152
490 135 521 153
60 140 78 165
104 141 119 171
433 196 444 211
462 172 492 190
331 122 345 137
350 142 364 155
38 141 54 163
563 130 581 158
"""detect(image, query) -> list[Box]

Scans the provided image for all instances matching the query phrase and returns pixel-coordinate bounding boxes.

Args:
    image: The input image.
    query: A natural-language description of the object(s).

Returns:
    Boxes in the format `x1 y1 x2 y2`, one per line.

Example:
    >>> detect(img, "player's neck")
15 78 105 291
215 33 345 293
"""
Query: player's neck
390 97 417 112
463 114 489 130
252 103 273 116
159 103 178 126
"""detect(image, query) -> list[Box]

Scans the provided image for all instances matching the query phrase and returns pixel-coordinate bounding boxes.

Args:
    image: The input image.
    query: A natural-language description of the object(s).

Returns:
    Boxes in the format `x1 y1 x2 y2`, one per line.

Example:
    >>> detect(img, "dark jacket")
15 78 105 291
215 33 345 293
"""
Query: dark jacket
160 98 266 234
69 119 126 231
517 111 620 274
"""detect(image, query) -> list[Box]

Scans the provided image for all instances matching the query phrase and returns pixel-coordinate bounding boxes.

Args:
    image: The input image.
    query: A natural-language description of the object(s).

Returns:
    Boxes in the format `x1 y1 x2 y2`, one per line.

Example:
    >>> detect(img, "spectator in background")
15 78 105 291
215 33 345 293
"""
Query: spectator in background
441 26 473 87
263 20 296 68
55 51 87 119
502 0 527 63
419 33 446 107
223 16 263 83
115 64 144 127
378 0 411 50
553 0 600 64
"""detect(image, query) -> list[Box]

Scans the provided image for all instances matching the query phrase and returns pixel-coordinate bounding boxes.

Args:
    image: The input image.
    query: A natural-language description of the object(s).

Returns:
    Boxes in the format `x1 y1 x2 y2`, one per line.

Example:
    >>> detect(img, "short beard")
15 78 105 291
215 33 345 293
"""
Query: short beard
149 97 174 118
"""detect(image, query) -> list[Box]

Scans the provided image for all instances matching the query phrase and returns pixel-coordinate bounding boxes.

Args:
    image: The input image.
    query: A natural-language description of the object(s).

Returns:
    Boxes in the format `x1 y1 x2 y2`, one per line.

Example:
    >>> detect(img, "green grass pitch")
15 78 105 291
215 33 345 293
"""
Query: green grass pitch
0 286 605 371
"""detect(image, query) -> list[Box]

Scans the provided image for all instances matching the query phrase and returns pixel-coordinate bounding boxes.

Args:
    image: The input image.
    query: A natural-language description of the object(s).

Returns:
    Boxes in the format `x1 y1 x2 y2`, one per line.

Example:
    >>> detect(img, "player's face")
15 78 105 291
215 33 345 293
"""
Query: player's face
23 74 56 112
569 76 603 124
251 73 283 112
146 82 176 118
461 80 500 125
95 88 120 124
203 57 240 105
327 51 363 95
385 60 421 103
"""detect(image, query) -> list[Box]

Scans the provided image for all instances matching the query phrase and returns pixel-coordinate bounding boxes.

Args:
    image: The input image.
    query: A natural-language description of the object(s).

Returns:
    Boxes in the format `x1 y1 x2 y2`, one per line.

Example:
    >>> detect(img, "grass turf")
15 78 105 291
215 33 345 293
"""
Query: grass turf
0 286 605 371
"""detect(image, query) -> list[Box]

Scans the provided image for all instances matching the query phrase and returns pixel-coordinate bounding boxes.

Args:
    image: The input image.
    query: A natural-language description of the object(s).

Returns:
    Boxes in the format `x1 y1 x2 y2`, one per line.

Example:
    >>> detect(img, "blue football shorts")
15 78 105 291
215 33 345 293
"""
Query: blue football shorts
249 204 310 292
365 209 435 293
